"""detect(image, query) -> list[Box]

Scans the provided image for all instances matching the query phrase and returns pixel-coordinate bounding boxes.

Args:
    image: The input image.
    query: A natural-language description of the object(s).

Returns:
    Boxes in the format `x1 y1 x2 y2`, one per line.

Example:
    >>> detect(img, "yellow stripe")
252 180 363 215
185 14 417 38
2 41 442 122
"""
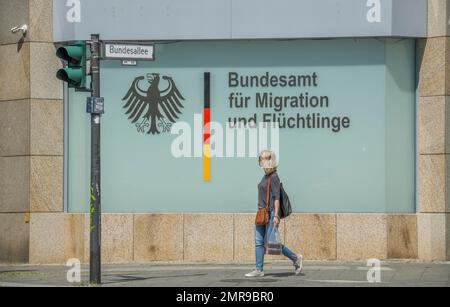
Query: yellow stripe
203 144 211 182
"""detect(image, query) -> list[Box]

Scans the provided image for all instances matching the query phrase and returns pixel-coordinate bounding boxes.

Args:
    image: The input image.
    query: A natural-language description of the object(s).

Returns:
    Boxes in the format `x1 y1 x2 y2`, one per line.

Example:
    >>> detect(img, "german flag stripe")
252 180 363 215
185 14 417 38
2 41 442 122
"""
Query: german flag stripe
204 72 211 182
204 108 211 144
203 145 211 181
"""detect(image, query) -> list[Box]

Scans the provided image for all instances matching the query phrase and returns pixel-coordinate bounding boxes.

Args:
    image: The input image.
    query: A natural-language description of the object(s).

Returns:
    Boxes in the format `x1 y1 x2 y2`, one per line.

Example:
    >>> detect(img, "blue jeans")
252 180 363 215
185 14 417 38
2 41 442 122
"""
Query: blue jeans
255 208 298 271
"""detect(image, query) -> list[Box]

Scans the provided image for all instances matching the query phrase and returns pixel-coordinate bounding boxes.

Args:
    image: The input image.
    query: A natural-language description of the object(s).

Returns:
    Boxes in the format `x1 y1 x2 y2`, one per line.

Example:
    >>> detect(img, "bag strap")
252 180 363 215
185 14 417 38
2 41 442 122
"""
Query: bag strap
265 175 271 210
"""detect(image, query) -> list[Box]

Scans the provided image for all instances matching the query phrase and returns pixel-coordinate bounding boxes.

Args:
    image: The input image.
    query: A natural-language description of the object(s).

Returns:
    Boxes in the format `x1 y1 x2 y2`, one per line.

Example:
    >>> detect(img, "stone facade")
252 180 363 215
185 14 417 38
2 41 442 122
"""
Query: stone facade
417 0 450 260
0 0 63 264
25 213 419 264
0 0 449 264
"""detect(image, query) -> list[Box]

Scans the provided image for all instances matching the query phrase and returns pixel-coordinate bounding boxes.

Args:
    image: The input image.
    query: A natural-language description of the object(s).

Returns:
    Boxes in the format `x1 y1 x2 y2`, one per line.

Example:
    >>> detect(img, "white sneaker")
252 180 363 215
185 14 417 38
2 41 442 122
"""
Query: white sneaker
294 254 303 275
245 269 264 278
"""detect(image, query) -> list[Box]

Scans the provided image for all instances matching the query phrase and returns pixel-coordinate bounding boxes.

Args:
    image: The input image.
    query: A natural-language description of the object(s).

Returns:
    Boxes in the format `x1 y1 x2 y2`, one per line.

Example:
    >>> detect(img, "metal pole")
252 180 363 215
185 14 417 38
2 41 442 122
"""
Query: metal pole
89 34 101 285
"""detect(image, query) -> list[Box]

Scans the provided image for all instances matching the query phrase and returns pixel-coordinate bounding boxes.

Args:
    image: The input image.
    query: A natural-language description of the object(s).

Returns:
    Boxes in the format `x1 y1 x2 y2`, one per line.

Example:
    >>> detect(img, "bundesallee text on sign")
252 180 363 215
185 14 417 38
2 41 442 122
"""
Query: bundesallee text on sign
105 44 154 59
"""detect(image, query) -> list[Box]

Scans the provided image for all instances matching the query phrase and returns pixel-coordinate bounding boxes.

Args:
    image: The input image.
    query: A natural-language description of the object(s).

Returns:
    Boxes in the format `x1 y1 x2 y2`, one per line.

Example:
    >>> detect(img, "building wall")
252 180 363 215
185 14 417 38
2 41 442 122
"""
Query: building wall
417 0 450 261
0 0 63 263
28 213 419 264
0 0 448 264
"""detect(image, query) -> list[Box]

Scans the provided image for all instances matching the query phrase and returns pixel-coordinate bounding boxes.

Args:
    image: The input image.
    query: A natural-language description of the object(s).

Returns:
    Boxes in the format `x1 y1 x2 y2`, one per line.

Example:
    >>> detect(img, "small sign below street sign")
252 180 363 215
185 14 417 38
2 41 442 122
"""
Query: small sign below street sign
104 43 154 61
121 60 138 66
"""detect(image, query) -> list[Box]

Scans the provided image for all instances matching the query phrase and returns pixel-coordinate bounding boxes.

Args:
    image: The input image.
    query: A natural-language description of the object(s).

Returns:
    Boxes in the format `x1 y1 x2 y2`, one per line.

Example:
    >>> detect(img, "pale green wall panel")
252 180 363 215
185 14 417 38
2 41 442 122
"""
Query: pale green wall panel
67 39 415 213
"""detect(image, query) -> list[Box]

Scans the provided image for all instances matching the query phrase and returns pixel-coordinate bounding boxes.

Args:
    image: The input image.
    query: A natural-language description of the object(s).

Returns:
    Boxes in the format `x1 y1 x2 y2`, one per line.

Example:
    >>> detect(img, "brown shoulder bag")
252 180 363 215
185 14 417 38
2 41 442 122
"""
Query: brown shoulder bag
255 175 271 226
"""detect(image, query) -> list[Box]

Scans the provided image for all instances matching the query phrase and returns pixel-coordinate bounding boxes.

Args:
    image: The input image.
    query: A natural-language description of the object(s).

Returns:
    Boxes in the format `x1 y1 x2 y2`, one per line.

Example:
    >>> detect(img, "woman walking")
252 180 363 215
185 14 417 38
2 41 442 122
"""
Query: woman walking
245 150 303 278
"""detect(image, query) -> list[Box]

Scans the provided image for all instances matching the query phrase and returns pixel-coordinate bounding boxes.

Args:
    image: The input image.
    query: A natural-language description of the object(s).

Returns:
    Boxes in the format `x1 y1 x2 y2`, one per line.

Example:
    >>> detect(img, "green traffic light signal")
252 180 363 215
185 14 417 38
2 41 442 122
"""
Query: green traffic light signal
56 68 83 86
56 41 87 88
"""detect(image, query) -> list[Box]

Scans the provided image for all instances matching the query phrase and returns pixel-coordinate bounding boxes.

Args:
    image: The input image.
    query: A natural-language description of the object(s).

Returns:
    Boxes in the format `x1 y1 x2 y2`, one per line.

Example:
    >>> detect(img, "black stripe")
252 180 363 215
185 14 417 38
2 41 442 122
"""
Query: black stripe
204 72 210 109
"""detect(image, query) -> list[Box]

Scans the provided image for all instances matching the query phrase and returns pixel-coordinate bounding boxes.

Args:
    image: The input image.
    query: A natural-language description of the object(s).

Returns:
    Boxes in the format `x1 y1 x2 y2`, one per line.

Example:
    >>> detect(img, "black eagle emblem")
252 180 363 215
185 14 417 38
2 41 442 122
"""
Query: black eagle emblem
122 73 185 135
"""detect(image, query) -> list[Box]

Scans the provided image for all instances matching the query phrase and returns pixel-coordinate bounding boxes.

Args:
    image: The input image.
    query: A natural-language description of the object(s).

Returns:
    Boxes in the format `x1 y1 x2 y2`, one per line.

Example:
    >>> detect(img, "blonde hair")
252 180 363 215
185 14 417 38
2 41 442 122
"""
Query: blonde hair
258 150 278 174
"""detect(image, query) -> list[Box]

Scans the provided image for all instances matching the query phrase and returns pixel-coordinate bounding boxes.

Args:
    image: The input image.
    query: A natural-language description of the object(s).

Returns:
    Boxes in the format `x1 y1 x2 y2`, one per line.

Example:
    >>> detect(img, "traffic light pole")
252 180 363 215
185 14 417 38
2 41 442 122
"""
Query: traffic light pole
89 34 102 285
55 35 153 286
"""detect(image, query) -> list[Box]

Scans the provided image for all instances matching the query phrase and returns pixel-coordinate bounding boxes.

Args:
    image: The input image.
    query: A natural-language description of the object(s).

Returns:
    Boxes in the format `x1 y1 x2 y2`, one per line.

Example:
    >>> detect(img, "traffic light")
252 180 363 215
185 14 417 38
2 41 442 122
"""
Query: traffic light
56 41 87 89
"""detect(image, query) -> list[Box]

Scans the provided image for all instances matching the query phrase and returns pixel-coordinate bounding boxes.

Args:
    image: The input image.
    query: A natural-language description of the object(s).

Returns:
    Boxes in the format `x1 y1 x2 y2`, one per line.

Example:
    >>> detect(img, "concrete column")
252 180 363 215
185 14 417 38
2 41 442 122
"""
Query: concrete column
417 0 450 261
0 0 63 263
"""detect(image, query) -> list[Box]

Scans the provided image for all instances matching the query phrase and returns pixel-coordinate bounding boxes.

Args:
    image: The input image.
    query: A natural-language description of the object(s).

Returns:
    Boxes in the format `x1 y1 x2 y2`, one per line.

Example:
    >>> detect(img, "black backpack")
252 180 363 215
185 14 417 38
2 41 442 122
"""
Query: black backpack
279 183 292 219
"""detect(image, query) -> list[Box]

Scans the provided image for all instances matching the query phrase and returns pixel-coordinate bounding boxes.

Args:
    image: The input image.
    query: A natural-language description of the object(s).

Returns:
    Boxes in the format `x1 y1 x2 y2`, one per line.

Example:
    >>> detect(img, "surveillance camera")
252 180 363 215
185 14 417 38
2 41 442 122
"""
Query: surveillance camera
11 24 28 36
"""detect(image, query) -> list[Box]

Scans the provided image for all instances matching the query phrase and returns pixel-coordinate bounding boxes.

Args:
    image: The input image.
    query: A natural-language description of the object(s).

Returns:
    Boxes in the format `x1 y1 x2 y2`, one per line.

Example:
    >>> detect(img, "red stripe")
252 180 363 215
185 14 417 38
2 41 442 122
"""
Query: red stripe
204 134 211 144
203 108 211 144
204 108 210 125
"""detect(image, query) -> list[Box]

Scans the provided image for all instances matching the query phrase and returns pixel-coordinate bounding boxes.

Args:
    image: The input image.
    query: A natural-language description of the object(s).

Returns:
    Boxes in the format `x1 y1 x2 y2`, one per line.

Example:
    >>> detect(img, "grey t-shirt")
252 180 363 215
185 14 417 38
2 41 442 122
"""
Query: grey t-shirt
258 172 281 210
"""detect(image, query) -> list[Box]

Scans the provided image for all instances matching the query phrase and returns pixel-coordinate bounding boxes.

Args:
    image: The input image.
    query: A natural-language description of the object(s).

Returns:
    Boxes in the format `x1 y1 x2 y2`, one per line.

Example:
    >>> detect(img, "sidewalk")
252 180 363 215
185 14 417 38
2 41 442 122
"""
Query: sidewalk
0 261 449 287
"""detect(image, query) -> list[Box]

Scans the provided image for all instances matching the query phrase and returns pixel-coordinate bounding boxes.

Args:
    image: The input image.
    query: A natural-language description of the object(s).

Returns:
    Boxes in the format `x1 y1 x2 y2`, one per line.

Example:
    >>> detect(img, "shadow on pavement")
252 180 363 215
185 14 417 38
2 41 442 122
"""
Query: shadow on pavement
0 270 39 274
102 273 208 285
265 272 306 278
220 279 279 283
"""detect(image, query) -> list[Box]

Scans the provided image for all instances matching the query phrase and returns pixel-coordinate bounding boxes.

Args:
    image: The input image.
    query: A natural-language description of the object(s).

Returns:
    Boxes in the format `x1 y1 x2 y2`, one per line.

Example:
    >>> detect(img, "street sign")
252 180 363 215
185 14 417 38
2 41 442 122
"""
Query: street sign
86 97 105 115
104 42 154 61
